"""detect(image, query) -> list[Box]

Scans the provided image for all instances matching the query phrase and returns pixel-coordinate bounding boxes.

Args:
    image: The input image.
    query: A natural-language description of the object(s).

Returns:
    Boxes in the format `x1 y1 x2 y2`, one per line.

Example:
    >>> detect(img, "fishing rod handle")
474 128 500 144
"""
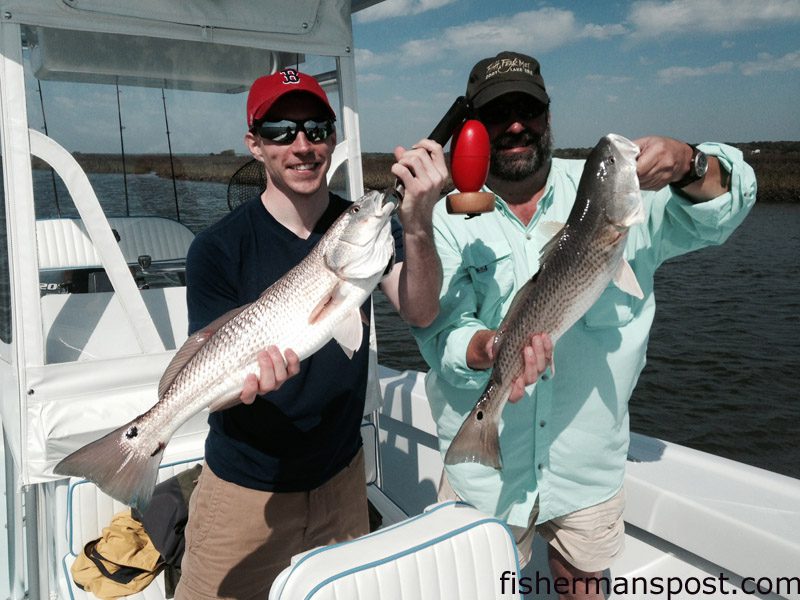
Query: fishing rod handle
389 96 472 203
428 96 471 147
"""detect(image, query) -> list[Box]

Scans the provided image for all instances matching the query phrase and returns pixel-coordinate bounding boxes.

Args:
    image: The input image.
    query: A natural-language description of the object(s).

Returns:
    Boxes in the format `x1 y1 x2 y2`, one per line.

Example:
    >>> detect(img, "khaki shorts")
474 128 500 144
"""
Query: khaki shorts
175 449 369 600
438 472 625 573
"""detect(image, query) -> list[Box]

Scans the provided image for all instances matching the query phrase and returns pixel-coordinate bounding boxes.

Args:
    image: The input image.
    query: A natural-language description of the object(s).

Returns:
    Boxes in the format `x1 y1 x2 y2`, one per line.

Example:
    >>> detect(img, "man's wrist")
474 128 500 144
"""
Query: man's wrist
671 144 708 188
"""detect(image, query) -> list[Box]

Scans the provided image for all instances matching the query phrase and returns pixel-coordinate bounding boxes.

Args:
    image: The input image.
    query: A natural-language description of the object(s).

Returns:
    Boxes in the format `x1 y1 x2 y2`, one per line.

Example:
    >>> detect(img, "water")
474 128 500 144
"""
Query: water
34 170 230 233
374 203 800 480
33 170 800 479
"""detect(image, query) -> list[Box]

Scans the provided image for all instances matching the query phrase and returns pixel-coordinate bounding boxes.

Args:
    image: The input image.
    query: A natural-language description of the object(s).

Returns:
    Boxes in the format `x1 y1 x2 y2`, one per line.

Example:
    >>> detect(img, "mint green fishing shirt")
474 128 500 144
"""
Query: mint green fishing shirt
411 143 756 527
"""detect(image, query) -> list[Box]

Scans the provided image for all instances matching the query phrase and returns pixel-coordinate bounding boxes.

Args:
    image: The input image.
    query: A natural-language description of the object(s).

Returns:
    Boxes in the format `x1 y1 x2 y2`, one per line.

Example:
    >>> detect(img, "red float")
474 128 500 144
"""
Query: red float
450 119 490 192
446 119 494 215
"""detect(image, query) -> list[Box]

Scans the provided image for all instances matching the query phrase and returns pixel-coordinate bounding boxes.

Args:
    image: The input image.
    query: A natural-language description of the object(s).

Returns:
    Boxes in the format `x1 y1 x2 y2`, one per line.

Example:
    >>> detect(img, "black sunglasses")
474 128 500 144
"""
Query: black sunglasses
252 118 336 144
478 100 548 126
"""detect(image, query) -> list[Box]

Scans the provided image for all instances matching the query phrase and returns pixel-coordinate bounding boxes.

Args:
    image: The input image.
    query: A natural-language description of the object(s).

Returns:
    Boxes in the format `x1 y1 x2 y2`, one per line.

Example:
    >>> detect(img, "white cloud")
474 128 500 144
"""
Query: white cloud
357 8 582 71
629 0 800 37
357 72 385 83
656 49 800 83
355 0 458 23
740 50 800 75
355 8 633 77
586 74 634 84
354 48 391 70
657 61 734 84
579 23 628 40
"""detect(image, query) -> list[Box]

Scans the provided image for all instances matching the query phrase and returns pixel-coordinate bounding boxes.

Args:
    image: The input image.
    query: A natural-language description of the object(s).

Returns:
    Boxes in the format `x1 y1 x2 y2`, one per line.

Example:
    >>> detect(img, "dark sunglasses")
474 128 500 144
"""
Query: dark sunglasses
478 100 548 126
252 118 336 144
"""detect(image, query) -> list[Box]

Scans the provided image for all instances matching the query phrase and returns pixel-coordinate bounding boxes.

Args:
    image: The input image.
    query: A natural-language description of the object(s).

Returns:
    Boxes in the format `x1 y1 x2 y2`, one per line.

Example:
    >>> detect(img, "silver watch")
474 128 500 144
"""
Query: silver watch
673 144 708 188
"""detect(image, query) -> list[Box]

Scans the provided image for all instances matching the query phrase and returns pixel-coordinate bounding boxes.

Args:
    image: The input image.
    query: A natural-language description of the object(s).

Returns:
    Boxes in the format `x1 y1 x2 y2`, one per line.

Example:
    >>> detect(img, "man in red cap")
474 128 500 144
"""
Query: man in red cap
176 68 447 599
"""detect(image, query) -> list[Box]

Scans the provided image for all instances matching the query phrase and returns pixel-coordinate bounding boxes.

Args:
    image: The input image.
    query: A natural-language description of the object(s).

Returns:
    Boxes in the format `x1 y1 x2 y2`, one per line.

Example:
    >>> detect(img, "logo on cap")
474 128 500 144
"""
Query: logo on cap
484 57 534 81
280 68 301 85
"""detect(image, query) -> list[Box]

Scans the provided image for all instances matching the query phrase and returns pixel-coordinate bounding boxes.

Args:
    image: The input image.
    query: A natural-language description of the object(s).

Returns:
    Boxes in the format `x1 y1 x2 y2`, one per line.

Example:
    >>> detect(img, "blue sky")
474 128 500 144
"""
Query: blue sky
25 0 799 156
351 0 800 152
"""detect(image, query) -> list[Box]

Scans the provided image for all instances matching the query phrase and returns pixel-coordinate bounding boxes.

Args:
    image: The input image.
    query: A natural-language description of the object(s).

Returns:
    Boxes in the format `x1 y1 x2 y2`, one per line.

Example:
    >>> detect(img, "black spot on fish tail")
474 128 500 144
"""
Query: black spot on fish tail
445 399 502 469
54 420 165 510
150 442 166 457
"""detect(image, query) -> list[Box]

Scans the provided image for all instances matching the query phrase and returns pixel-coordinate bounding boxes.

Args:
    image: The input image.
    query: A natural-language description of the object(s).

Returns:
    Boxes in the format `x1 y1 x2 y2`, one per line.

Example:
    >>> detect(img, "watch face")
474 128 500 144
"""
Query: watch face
694 150 708 176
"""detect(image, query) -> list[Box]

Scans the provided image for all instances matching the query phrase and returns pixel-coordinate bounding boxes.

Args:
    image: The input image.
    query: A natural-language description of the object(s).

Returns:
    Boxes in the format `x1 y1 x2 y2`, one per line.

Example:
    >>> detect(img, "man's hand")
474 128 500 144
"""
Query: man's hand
634 136 689 191
634 136 729 200
240 346 300 405
467 330 553 402
390 139 448 231
507 333 553 402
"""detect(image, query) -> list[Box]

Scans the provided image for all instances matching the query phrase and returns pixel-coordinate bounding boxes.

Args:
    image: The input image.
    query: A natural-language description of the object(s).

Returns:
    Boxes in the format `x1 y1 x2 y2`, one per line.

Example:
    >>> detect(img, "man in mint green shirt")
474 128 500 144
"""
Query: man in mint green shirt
411 51 756 600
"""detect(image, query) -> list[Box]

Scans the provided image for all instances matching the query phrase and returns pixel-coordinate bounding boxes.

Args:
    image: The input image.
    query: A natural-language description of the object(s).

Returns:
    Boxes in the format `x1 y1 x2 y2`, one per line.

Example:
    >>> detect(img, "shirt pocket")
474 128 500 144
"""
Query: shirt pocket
581 282 635 329
465 239 516 311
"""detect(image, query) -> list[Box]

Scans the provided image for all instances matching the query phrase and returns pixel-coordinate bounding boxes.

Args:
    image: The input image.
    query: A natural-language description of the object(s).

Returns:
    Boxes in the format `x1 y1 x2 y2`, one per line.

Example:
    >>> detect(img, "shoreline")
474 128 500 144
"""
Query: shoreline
36 140 800 203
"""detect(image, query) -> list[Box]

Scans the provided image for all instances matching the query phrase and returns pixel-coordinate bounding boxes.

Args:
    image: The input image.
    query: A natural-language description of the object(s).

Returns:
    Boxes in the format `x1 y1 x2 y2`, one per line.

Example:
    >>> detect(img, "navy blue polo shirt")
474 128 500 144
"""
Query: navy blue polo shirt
185 193 403 491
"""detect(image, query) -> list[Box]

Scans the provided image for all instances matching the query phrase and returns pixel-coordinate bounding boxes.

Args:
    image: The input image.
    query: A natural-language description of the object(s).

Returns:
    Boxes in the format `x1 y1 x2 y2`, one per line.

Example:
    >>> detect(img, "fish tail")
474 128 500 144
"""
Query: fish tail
54 417 165 511
444 397 503 469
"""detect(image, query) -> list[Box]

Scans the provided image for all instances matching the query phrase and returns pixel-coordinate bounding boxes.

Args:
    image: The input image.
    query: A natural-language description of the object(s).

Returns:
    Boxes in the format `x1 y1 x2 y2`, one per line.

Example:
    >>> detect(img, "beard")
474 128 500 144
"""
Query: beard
489 125 553 182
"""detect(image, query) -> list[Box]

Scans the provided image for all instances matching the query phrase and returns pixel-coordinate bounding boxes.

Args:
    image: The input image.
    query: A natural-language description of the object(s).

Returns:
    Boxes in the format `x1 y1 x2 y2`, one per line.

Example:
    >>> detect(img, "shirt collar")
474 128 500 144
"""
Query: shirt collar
482 169 556 226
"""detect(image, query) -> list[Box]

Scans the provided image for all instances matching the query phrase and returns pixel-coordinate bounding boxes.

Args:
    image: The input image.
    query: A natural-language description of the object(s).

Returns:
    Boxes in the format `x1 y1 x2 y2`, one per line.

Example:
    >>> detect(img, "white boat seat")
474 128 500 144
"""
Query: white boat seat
57 421 378 599
60 455 203 600
37 216 195 270
269 500 521 600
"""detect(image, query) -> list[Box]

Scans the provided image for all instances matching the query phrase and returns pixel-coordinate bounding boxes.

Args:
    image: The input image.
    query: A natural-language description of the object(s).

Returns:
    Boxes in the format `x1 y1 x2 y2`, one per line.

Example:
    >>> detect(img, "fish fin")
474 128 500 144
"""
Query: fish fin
621 193 645 227
332 308 363 359
309 294 333 325
613 259 644 299
538 225 568 265
54 418 165 512
308 281 342 325
444 397 503 469
158 304 251 399
538 220 566 239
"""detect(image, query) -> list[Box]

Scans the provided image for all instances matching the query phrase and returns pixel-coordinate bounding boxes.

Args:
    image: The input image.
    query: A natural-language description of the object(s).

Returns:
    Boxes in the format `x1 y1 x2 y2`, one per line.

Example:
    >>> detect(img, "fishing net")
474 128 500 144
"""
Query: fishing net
226 158 266 211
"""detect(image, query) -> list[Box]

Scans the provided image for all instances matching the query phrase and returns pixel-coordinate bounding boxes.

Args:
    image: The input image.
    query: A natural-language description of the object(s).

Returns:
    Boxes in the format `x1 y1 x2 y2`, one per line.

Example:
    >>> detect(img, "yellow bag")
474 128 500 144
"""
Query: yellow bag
71 510 163 598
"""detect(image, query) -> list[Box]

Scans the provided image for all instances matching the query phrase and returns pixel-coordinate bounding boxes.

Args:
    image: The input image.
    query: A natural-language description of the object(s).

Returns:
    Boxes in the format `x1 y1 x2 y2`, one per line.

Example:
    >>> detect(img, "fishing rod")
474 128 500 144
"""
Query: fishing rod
37 79 61 216
161 87 181 222
115 79 130 216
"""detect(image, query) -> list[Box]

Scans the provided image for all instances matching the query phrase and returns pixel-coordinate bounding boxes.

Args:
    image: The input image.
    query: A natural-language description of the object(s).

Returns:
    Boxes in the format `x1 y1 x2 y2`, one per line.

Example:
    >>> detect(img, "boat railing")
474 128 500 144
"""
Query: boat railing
29 129 166 356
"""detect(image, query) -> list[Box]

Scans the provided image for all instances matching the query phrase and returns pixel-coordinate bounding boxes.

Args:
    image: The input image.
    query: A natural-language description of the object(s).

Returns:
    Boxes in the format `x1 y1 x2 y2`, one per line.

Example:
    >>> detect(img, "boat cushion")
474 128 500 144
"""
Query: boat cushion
37 216 195 270
59 422 379 599
269 501 521 600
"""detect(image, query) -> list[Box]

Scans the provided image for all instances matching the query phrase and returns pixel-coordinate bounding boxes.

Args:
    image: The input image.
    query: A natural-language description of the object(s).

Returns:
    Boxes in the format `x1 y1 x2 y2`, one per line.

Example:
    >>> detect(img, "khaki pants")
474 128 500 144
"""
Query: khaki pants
438 471 625 573
175 449 369 600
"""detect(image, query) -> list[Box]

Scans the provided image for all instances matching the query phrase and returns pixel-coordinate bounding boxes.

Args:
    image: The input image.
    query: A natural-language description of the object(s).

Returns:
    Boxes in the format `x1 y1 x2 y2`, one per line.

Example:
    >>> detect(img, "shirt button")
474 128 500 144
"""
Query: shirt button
537 463 544 471
539 420 546 428
526 233 532 240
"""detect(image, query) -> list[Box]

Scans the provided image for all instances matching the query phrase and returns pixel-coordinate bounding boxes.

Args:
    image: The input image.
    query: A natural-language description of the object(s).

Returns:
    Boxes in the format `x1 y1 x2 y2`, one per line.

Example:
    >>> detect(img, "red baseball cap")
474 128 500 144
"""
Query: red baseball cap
246 68 335 128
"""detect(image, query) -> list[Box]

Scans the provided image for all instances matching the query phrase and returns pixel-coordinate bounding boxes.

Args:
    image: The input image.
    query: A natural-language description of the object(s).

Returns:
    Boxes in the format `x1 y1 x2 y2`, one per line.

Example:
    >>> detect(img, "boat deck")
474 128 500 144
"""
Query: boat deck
3 367 797 599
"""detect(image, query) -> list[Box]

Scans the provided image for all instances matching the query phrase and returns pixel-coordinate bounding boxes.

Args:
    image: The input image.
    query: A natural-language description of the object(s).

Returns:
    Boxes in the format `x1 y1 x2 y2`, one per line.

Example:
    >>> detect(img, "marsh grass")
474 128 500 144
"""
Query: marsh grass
36 141 799 203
